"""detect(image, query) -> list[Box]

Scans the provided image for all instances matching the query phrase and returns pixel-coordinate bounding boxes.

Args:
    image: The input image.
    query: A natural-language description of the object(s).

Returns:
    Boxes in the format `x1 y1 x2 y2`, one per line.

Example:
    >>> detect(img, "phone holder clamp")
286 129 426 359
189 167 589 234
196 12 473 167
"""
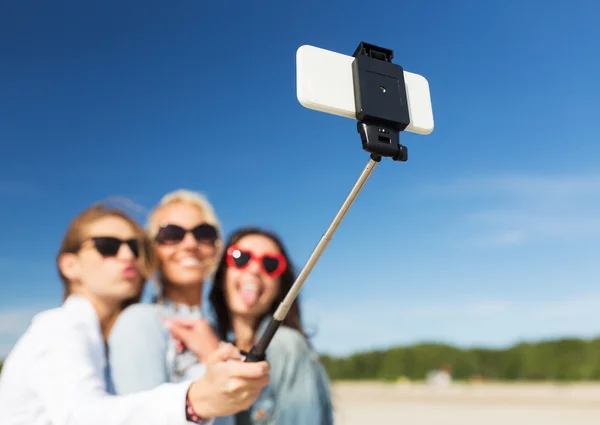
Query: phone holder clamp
352 41 410 162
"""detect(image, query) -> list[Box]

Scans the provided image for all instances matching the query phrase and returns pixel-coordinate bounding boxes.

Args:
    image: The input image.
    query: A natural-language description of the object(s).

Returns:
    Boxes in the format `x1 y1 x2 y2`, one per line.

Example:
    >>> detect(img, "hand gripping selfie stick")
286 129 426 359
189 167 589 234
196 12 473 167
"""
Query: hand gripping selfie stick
242 42 418 362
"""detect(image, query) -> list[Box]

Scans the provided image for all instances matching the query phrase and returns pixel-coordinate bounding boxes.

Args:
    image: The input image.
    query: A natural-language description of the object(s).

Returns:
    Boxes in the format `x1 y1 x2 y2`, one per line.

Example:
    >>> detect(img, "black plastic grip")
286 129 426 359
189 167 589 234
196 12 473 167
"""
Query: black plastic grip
240 348 267 363
240 318 282 362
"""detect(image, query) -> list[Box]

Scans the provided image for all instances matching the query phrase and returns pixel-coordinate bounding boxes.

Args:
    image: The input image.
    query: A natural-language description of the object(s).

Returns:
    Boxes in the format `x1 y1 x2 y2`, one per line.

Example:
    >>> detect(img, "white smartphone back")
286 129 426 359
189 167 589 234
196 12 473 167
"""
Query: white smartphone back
296 45 434 135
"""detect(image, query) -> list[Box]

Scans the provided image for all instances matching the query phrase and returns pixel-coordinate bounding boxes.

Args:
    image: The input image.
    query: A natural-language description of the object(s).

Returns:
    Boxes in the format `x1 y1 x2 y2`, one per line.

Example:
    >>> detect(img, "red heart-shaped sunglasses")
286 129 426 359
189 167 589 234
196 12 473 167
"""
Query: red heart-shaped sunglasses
226 245 287 278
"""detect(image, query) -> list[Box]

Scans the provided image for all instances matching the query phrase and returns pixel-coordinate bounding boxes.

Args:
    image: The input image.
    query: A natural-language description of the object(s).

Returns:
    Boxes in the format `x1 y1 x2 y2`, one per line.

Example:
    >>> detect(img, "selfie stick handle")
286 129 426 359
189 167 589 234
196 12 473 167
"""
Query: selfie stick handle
241 154 381 362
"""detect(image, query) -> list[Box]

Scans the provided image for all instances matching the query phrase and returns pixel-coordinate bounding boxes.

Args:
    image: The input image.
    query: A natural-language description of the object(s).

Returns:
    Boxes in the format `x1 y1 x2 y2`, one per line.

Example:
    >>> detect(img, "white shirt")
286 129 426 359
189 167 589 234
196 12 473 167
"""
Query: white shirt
0 294 208 425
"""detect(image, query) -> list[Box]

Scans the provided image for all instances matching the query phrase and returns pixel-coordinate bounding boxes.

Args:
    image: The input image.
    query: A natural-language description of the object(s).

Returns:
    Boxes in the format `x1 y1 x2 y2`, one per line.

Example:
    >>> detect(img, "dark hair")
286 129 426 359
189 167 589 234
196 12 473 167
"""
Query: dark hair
208 226 306 341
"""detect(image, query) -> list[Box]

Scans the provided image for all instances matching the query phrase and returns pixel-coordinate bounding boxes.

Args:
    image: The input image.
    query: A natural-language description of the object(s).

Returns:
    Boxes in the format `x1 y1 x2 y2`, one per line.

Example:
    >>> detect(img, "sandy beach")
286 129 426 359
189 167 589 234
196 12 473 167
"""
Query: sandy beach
331 381 600 425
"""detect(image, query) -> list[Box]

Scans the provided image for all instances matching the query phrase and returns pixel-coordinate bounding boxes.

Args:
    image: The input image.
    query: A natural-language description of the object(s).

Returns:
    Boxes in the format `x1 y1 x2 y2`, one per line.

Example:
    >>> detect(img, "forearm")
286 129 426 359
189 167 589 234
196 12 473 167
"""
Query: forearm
39 380 194 425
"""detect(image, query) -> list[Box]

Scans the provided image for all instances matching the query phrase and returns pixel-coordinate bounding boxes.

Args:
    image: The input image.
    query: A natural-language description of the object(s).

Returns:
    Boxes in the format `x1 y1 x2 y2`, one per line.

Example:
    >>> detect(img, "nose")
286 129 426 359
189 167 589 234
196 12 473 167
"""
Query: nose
245 258 262 275
117 243 135 261
179 231 199 250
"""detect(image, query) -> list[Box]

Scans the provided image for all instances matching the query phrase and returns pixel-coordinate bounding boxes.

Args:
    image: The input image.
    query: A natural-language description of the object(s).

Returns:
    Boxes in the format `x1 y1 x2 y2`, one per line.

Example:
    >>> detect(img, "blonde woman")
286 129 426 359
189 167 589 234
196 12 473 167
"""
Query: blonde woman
107 190 234 423
0 202 269 425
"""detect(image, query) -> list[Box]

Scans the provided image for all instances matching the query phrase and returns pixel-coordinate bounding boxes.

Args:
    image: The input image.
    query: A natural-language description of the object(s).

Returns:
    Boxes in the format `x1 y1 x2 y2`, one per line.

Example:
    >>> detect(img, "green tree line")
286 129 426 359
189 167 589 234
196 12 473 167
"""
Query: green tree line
320 336 600 382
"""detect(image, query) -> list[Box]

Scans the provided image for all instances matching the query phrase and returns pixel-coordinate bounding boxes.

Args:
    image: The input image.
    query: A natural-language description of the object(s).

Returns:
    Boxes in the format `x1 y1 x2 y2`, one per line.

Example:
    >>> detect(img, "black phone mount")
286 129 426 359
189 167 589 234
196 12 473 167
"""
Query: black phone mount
241 41 411 363
353 41 410 162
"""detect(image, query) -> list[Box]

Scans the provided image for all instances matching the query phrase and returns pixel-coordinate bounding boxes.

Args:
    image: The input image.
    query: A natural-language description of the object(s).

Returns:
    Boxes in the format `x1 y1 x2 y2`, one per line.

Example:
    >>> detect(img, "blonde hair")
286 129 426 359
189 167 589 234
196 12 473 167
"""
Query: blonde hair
147 189 224 287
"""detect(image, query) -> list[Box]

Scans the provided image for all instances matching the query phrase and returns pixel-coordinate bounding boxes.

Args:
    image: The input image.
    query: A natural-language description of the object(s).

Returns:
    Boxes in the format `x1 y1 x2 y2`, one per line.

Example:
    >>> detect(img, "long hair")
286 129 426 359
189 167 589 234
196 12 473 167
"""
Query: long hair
208 227 306 341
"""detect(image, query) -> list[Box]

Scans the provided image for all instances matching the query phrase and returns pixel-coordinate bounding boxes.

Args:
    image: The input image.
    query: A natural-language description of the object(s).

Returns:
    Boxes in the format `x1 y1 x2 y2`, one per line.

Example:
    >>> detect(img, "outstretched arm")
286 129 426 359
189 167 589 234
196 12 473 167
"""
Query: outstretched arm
31 315 192 425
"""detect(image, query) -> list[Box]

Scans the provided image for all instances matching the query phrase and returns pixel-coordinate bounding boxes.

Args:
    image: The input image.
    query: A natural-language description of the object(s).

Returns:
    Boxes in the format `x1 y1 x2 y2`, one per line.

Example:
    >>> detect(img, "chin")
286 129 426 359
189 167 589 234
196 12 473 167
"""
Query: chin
120 284 142 297
169 269 206 286
231 302 270 318
102 291 138 306
229 303 253 316
174 276 204 287
116 280 142 295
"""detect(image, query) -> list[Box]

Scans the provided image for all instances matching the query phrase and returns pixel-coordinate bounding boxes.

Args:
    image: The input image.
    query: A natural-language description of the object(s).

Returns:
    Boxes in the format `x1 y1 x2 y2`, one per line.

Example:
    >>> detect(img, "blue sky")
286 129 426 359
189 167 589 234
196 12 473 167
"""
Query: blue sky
1 0 600 358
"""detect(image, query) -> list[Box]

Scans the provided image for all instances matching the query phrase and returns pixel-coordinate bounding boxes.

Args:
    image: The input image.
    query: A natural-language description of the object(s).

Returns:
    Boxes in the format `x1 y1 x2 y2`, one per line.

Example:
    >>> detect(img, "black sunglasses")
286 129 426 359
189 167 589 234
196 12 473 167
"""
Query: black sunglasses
89 237 140 258
155 223 219 246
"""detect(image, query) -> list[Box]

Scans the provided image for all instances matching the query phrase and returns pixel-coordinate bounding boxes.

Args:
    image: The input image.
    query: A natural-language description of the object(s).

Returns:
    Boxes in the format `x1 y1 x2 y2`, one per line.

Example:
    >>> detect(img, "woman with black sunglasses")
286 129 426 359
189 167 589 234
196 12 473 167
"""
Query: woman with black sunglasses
107 190 237 425
0 202 270 425
208 227 334 425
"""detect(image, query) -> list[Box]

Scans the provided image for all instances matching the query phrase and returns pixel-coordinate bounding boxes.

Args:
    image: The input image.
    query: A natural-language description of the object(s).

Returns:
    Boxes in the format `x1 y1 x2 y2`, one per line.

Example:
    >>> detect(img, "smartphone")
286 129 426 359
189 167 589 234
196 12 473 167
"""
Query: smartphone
296 44 434 135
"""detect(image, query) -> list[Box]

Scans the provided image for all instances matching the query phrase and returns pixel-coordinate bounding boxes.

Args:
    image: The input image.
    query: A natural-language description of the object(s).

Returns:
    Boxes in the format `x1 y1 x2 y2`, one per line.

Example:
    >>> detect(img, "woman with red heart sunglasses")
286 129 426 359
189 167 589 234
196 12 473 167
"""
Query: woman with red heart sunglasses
209 227 334 425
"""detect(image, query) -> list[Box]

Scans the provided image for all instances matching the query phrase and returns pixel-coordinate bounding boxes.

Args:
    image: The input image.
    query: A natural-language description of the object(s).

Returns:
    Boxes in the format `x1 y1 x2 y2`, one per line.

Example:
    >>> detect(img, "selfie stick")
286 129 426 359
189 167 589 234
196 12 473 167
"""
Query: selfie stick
242 42 411 362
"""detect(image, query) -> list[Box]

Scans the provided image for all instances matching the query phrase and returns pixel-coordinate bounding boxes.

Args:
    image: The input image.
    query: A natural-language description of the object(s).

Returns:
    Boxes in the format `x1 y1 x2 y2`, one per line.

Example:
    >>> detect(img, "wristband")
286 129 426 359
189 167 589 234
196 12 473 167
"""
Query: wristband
186 394 209 424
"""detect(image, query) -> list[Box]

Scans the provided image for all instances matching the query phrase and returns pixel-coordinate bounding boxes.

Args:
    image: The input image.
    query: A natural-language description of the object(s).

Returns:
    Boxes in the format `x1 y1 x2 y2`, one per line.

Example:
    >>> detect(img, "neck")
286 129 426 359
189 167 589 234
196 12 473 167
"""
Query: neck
161 281 203 307
80 294 123 340
99 310 121 340
232 315 257 351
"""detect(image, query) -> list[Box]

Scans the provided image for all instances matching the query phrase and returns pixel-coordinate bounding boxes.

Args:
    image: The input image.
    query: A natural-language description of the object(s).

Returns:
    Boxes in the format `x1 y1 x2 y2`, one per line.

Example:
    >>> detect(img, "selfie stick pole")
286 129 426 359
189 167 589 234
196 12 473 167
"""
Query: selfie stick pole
242 41 410 362
241 154 381 362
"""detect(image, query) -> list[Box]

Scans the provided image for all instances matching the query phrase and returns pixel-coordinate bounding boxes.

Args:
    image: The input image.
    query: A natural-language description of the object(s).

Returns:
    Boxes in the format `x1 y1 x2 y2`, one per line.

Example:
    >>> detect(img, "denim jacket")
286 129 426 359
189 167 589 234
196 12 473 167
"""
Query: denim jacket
231 316 334 425
107 299 234 425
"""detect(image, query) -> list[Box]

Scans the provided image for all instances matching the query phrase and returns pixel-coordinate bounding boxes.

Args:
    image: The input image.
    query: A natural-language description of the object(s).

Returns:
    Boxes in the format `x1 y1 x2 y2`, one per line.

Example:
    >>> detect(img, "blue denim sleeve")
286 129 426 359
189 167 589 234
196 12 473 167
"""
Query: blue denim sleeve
107 304 170 394
260 327 334 425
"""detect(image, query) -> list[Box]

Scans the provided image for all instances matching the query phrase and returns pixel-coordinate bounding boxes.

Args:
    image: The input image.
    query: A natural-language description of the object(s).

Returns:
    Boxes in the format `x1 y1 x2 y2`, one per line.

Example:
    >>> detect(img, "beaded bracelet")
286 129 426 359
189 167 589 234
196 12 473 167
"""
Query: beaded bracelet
185 396 207 424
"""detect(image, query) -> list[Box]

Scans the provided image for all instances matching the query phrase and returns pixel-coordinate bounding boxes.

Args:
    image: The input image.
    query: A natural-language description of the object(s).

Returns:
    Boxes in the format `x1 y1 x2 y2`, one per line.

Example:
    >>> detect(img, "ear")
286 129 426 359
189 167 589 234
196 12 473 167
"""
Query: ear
58 253 81 283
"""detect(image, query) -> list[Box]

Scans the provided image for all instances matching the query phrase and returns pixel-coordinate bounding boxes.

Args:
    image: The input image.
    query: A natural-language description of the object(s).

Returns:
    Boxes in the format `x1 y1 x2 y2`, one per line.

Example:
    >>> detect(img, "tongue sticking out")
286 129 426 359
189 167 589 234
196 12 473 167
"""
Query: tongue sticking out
239 286 260 307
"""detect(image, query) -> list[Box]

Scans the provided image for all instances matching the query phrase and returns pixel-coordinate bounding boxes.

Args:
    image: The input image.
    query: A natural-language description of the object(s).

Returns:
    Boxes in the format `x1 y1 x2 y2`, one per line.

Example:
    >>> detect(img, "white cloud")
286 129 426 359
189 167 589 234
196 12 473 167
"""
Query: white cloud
292 172 600 355
418 173 600 247
420 173 600 199
474 230 527 247
302 293 600 356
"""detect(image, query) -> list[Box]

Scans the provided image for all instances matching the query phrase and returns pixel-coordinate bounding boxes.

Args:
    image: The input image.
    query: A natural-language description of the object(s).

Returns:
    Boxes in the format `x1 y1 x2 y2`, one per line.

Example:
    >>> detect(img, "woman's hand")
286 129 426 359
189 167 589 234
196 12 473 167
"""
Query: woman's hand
188 343 270 418
164 317 221 362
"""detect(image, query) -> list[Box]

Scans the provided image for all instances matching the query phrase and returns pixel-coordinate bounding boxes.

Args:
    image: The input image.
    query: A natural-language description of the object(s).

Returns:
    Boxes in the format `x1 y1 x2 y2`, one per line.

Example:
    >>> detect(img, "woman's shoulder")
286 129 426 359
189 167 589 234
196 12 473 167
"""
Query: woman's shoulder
267 325 315 358
29 297 98 340
7 300 100 363
11 305 73 353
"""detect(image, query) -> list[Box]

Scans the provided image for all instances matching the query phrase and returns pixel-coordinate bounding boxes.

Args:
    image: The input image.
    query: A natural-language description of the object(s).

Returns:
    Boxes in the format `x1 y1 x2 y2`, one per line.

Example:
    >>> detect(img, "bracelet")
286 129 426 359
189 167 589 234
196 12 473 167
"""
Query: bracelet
186 395 207 424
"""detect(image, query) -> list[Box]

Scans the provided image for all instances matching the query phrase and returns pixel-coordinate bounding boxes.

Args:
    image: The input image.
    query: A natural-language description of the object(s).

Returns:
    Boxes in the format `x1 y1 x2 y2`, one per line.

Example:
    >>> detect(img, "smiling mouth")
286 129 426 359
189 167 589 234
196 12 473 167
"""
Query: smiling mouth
238 281 262 307
178 257 202 268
